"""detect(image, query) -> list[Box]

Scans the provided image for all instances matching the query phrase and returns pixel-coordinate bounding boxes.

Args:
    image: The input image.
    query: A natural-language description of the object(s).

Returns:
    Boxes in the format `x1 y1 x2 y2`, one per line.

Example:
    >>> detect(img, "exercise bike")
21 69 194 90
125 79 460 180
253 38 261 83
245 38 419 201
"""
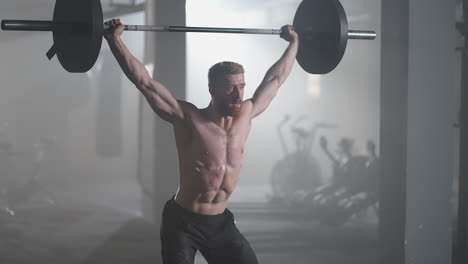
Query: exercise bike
291 138 380 226
268 115 336 204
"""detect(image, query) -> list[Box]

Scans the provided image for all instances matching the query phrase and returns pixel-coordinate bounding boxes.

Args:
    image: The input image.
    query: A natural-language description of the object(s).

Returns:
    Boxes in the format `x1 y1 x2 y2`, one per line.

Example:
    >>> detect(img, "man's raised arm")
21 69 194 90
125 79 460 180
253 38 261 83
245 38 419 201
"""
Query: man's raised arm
104 19 184 123
249 25 299 118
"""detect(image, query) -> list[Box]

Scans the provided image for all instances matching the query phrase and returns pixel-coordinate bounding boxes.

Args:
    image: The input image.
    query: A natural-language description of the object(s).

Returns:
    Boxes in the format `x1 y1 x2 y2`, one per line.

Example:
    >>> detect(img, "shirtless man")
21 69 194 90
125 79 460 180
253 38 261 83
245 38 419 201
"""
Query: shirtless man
104 18 299 264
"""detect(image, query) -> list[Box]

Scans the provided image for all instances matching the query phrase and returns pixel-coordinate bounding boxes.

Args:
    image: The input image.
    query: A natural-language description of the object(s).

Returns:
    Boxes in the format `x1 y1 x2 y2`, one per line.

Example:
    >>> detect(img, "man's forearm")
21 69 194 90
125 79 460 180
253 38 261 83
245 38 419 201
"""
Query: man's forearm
106 37 148 87
264 40 299 86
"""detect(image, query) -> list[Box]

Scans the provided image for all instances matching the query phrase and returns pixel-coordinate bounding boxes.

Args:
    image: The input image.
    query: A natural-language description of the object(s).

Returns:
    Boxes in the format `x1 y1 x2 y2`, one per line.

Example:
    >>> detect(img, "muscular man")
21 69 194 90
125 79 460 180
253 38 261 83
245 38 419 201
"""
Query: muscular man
104 18 299 264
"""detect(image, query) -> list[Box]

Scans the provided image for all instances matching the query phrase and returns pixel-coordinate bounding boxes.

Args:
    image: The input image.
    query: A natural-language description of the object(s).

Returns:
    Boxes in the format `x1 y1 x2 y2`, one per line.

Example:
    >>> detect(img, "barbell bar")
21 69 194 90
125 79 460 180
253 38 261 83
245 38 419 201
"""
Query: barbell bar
1 0 377 74
1 21 376 40
2 20 376 40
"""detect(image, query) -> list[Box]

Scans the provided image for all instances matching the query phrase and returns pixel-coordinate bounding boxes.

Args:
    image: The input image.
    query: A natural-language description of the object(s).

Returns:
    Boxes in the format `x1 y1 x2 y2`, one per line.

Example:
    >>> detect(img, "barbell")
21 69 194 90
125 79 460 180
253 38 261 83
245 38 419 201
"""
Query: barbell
1 0 376 74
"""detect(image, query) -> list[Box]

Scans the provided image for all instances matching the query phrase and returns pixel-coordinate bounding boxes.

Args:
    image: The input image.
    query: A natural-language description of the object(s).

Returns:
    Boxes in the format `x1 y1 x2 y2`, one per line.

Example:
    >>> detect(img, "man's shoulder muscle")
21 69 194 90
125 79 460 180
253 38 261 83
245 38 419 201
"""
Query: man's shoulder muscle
241 100 255 119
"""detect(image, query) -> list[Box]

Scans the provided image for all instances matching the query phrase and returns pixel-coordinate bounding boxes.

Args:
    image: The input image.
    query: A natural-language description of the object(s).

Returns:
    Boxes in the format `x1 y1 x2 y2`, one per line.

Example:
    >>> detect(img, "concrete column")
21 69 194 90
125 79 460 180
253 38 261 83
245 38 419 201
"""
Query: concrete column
381 0 456 263
379 0 409 262
405 1 456 263
139 2 186 261
456 2 468 263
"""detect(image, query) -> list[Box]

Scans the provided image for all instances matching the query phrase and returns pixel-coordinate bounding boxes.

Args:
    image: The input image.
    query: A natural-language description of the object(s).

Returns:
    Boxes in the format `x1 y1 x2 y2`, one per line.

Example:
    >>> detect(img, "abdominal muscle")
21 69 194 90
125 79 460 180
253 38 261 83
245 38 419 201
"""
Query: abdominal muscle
175 161 241 215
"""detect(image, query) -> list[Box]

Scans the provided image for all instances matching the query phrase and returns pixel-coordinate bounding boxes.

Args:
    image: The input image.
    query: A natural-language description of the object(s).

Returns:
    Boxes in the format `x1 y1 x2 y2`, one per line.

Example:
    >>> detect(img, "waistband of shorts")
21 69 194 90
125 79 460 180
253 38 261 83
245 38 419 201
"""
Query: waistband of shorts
165 195 231 225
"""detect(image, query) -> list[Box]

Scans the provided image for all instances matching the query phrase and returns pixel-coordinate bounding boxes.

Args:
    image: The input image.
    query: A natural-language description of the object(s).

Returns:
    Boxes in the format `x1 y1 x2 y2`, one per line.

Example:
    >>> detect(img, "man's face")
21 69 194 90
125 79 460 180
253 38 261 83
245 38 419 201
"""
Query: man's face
210 73 245 117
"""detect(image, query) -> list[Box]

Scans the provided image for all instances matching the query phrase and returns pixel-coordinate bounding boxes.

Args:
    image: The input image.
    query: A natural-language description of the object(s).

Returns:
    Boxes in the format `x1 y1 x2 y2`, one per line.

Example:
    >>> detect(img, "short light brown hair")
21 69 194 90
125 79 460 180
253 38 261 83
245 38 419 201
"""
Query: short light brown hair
208 61 244 85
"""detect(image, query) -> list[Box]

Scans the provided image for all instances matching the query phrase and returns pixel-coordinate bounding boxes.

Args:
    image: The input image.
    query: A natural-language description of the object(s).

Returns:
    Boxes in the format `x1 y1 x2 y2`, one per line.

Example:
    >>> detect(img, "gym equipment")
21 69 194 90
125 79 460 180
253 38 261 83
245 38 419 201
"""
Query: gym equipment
1 0 376 74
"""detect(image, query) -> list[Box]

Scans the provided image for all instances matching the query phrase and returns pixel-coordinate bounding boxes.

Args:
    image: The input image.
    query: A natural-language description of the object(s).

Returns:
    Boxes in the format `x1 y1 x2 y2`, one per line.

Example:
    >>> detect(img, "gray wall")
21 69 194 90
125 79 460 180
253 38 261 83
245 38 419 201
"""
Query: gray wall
380 0 458 263
0 9 143 212
405 0 457 263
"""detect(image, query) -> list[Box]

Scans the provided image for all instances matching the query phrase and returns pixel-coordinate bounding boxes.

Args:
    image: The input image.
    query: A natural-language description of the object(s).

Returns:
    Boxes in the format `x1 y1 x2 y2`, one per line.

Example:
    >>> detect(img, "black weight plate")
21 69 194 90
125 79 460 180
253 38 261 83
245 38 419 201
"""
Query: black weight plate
53 0 103 73
293 0 348 74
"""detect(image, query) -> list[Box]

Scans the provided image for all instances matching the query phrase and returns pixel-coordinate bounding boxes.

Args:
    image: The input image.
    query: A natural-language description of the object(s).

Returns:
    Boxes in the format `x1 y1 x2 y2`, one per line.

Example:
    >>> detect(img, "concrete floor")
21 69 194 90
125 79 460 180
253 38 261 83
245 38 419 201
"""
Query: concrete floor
0 183 378 264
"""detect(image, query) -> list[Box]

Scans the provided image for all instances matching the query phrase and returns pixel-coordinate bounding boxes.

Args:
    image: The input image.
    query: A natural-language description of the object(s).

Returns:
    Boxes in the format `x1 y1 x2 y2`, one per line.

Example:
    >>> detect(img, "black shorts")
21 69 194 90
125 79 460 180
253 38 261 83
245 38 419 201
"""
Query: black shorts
160 196 258 264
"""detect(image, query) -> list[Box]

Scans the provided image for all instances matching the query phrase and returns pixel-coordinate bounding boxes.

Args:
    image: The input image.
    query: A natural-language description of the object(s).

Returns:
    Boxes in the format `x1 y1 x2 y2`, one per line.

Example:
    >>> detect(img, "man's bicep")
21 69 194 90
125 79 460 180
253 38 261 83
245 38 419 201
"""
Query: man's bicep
141 80 184 122
250 78 280 118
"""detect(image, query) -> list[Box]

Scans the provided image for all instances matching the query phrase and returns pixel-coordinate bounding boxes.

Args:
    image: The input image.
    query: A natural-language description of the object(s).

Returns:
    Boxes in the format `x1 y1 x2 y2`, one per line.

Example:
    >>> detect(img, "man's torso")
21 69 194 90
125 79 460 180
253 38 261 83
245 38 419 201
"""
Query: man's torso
173 101 253 215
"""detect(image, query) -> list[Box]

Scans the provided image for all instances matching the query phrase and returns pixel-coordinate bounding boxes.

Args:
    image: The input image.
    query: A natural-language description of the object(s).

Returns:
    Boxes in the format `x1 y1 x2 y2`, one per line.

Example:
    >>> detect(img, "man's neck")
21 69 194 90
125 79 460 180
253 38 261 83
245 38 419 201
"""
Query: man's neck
206 103 234 131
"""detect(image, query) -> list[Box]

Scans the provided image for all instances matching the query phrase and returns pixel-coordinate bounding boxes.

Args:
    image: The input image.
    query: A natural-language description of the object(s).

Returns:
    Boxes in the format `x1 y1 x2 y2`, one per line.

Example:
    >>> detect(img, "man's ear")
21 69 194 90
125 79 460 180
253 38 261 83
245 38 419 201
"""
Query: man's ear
208 83 214 95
